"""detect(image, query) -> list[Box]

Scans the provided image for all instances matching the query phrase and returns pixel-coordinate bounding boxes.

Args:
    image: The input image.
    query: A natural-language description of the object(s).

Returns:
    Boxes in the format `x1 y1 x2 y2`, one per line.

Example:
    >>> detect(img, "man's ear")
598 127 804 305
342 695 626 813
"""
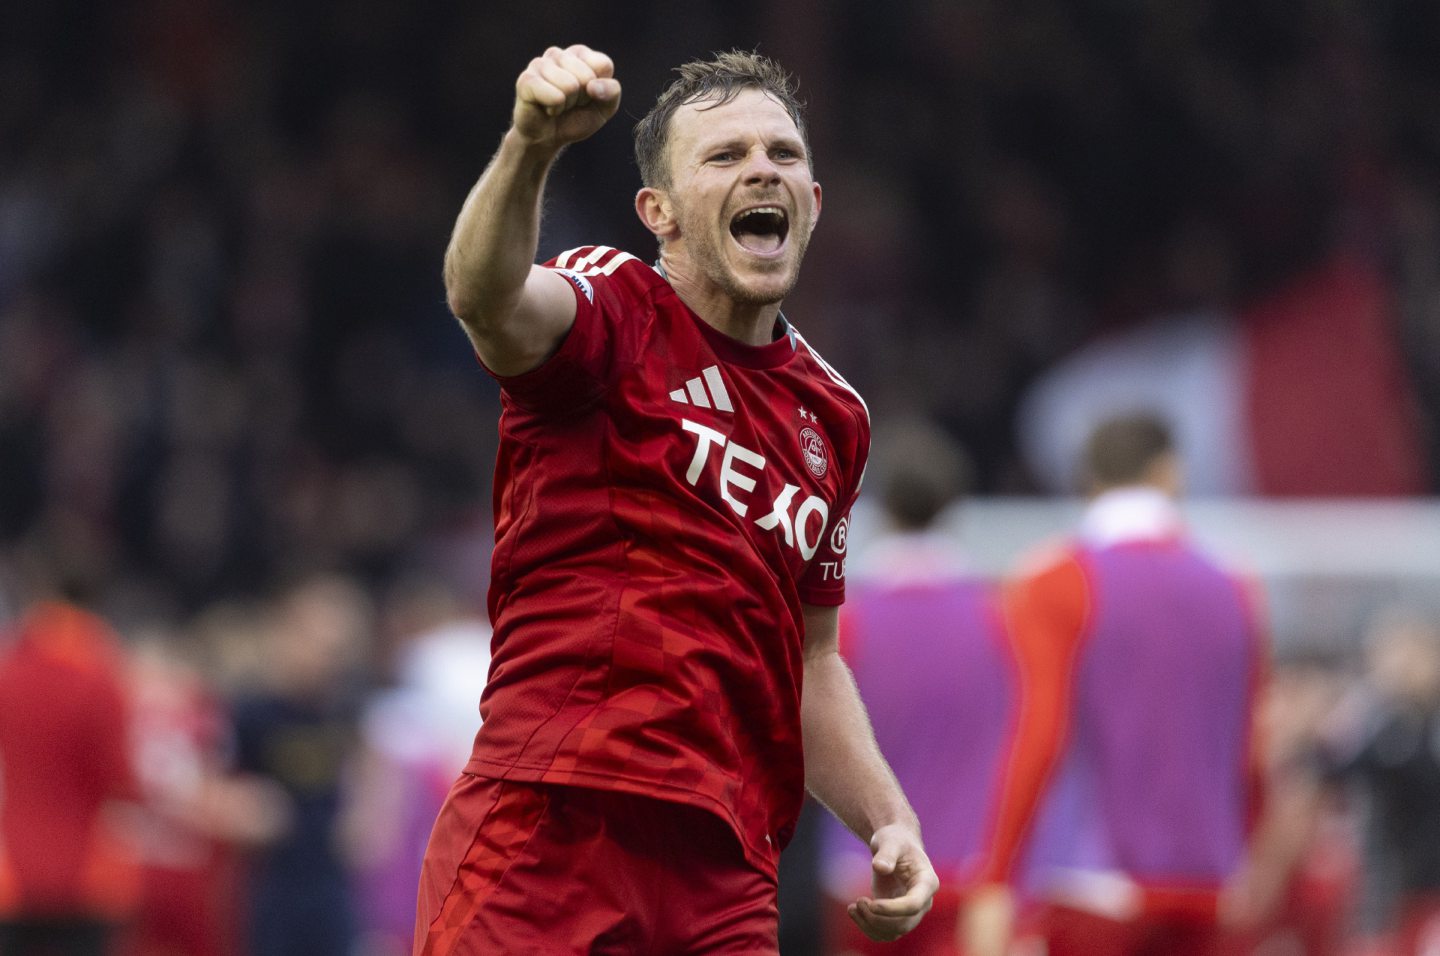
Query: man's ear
635 187 678 240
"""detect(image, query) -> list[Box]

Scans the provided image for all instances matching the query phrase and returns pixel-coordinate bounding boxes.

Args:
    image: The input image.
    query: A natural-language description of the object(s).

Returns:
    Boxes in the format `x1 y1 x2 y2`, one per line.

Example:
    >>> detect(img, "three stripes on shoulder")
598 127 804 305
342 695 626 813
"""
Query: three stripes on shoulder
553 246 637 276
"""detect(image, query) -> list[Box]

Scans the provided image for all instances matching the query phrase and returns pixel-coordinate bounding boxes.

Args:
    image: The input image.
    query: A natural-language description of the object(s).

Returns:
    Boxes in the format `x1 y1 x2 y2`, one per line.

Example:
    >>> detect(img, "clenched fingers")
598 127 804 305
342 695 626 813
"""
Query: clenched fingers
519 46 617 116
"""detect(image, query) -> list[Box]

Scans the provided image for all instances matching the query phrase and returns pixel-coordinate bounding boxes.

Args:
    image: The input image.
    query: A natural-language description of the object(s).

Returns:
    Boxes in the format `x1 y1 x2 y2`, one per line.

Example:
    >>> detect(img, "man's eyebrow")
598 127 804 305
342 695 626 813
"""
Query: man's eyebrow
694 133 807 154
696 137 746 152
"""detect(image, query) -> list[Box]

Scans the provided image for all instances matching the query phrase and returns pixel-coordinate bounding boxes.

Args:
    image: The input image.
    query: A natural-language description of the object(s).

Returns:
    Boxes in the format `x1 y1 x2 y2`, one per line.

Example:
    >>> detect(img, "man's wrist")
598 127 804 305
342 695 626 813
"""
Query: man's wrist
869 817 923 847
501 127 565 167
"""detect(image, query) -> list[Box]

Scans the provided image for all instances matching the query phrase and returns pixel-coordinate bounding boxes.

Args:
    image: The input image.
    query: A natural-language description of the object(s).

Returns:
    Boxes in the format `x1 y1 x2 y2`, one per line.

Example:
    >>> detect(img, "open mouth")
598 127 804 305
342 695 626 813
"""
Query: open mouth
729 206 789 255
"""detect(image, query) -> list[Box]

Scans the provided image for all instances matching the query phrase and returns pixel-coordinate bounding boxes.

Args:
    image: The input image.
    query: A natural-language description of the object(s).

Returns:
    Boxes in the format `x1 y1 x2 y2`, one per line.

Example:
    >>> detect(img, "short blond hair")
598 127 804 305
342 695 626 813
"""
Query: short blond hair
633 50 809 188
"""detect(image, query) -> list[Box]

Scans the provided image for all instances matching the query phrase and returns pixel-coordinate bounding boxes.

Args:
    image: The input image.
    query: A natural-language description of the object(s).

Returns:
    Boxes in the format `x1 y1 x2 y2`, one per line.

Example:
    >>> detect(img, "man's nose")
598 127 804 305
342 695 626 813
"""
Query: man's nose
742 147 781 184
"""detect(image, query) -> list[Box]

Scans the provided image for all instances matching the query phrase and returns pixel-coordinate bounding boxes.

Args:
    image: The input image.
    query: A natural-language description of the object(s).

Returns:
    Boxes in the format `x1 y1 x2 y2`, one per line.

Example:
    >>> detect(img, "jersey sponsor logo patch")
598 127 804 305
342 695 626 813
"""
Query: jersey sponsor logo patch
551 268 595 303
668 365 733 413
680 418 832 561
799 425 828 478
829 517 849 555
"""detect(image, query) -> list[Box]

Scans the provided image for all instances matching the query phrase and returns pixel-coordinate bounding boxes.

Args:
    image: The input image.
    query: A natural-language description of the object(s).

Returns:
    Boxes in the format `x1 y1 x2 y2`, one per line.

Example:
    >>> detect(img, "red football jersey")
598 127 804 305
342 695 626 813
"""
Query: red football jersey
464 245 869 874
0 602 141 918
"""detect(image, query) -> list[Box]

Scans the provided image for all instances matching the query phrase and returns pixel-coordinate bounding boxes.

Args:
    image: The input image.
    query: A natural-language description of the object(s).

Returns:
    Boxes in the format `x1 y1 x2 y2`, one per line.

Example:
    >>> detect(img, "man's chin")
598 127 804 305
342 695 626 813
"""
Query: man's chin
725 262 801 305
726 278 796 307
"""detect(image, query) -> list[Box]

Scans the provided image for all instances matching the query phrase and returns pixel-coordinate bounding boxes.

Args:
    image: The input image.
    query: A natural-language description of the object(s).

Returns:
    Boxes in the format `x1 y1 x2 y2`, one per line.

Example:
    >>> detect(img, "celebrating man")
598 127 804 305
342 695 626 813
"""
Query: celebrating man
413 45 938 955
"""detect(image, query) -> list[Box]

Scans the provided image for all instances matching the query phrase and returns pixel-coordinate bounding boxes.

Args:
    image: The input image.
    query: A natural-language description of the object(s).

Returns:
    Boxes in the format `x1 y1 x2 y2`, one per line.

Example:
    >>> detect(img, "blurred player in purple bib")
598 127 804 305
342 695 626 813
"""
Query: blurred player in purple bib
819 422 1014 956
967 414 1269 956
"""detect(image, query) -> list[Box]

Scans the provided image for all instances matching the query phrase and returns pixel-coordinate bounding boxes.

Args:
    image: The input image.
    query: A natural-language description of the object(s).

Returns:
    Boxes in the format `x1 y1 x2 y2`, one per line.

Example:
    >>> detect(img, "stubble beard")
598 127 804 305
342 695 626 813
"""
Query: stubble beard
673 200 811 307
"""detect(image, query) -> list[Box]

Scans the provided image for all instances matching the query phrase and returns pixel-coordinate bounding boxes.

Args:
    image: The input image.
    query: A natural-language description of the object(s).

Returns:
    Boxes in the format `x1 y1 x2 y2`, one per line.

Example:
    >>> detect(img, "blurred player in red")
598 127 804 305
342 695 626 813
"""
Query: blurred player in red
118 629 291 956
0 588 142 956
818 422 1013 956
964 414 1270 956
413 44 938 955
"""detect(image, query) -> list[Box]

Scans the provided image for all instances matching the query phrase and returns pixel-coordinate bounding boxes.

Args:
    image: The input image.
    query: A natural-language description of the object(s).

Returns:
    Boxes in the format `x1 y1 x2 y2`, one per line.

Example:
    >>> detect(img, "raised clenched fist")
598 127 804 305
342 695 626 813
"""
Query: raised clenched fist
512 45 621 149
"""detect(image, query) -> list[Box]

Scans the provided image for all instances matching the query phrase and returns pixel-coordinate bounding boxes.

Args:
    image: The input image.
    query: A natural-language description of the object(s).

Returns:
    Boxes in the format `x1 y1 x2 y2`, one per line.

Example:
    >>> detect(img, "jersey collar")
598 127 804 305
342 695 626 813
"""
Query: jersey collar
654 260 799 369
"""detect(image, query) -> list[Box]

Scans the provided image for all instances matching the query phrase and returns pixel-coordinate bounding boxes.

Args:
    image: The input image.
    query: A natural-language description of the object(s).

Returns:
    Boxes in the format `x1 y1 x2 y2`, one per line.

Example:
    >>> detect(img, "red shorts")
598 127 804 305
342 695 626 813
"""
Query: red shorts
414 774 779 955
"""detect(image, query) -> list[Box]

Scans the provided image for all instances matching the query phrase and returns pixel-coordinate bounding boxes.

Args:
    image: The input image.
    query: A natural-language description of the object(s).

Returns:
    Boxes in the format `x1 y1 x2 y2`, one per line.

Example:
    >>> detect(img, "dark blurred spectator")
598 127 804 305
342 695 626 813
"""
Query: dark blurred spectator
817 421 1009 956
1234 652 1359 956
228 574 371 956
0 592 142 956
1325 609 1440 955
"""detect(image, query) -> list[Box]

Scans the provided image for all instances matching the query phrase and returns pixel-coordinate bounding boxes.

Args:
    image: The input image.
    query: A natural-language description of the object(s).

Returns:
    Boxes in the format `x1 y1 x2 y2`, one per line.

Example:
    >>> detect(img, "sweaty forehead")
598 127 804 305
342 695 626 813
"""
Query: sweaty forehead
668 88 802 152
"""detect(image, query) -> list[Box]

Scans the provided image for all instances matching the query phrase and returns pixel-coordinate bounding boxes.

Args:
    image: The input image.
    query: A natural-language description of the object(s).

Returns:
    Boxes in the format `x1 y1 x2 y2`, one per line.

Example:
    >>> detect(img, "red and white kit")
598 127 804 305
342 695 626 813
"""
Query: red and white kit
466 245 869 874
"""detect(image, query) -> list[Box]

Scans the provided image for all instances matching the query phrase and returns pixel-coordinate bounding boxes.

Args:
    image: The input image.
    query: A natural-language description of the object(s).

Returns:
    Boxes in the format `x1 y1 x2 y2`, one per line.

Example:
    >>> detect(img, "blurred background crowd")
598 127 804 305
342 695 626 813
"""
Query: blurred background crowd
4 0 1439 616
2 0 1439 953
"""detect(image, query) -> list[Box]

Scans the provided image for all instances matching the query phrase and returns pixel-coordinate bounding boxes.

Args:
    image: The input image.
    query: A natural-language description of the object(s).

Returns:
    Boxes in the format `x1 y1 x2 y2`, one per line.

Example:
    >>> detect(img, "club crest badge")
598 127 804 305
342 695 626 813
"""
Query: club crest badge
799 426 828 478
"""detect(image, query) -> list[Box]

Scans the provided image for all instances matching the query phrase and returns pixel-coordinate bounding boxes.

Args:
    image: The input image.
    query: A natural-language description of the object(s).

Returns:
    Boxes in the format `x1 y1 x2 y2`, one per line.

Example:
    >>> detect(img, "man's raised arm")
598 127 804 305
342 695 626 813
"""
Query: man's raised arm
443 45 621 376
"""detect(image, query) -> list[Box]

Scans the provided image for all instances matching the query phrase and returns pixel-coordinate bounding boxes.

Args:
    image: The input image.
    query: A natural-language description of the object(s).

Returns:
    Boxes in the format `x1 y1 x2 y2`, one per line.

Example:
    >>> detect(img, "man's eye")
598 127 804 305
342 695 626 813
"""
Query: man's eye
774 149 797 160
710 152 737 162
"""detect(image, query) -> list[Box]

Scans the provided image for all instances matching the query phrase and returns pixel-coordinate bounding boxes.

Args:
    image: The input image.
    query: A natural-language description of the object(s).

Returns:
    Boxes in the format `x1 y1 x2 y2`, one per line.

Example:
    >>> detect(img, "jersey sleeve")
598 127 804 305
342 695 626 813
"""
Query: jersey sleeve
978 547 1091 884
481 246 644 414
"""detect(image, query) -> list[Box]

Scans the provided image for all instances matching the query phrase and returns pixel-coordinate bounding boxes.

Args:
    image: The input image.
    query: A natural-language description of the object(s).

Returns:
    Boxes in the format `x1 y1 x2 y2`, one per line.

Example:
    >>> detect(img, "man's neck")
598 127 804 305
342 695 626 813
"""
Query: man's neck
657 252 784 347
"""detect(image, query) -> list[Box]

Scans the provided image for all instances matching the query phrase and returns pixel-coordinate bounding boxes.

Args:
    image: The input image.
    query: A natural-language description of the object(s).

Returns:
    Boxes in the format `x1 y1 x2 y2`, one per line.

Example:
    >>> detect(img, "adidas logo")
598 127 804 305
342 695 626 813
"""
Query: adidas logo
668 365 733 413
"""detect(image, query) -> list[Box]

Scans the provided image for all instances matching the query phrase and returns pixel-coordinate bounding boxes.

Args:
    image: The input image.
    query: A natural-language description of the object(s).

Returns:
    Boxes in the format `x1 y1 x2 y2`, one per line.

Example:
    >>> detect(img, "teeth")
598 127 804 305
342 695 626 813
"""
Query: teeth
737 206 786 221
